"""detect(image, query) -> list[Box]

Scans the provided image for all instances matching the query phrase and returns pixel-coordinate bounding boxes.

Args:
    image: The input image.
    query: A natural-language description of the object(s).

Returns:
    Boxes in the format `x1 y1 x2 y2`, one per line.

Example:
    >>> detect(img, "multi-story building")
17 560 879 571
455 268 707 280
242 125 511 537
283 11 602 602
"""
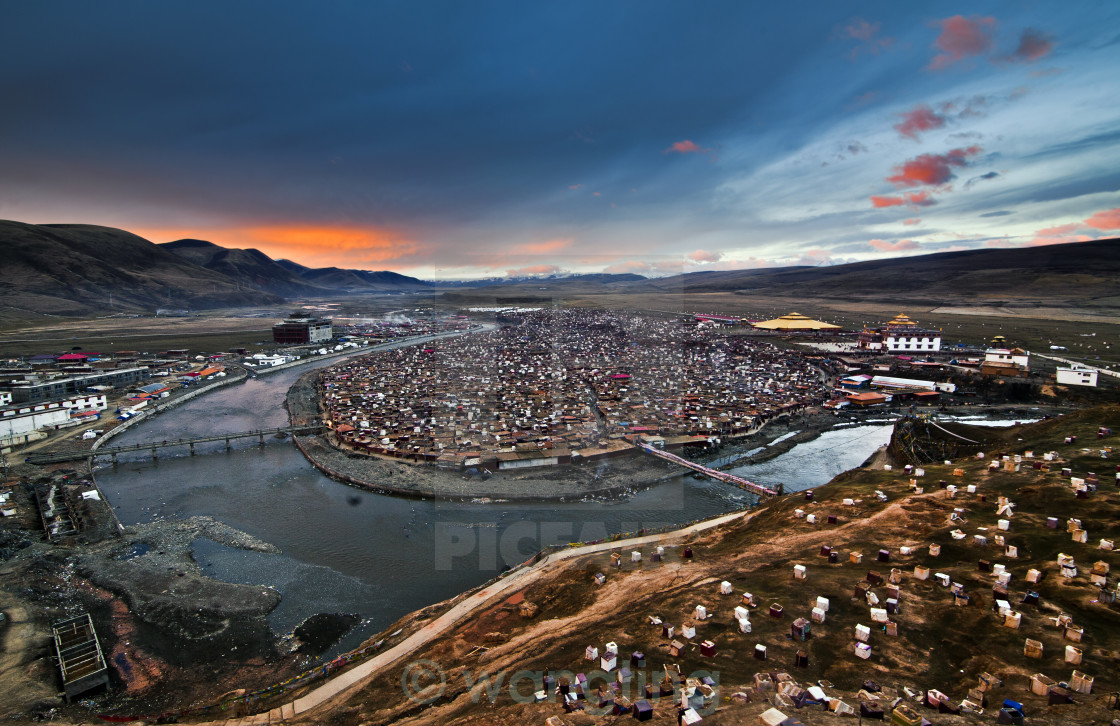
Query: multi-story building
273 314 333 344
7 368 150 404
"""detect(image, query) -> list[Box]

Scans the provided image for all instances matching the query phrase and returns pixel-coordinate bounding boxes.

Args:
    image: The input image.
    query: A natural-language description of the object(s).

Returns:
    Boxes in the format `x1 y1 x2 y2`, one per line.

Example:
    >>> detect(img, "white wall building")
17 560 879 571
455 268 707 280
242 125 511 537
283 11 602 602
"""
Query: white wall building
886 330 942 353
1 394 107 417
985 348 1030 368
0 407 72 446
873 314 942 353
249 354 291 367
1056 364 1099 387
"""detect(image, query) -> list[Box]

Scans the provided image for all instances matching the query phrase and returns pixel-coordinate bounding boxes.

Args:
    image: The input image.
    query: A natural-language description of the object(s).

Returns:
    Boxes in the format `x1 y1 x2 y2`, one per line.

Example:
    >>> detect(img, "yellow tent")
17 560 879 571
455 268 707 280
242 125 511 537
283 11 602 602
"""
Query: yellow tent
752 312 840 330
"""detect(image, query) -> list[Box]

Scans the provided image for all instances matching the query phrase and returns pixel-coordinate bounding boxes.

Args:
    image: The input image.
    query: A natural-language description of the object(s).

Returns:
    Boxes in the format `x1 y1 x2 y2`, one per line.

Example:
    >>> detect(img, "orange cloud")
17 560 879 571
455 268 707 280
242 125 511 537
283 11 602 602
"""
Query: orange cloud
929 15 996 70
1085 207 1120 230
870 191 937 208
887 146 982 187
870 195 905 208
132 223 425 269
894 104 946 140
869 239 921 252
903 218 921 226
239 225 425 265
665 140 711 155
568 184 583 190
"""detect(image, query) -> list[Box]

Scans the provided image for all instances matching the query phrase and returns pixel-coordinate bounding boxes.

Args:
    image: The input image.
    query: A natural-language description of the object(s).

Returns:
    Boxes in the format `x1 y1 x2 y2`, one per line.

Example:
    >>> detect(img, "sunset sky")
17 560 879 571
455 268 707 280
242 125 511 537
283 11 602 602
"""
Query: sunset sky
2 2 1119 279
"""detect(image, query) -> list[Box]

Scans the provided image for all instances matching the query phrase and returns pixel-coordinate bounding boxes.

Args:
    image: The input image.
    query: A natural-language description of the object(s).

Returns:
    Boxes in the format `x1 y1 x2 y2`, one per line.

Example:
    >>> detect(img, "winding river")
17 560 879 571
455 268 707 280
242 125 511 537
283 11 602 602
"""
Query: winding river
93 355 895 656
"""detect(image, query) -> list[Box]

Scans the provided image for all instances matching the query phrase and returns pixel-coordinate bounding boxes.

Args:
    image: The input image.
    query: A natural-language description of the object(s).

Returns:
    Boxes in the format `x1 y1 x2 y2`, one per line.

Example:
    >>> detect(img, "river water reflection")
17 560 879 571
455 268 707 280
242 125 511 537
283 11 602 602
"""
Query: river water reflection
94 358 895 656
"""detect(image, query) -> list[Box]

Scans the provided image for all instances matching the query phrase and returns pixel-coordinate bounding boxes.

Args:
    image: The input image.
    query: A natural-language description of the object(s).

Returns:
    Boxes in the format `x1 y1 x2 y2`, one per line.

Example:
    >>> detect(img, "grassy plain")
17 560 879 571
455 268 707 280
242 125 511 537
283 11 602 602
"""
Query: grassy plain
0 290 1116 371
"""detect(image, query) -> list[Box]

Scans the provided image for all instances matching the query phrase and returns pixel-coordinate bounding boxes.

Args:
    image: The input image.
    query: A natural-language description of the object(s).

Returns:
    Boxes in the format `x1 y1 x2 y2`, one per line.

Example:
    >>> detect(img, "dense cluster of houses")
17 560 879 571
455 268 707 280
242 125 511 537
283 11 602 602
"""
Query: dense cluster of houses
318 309 832 470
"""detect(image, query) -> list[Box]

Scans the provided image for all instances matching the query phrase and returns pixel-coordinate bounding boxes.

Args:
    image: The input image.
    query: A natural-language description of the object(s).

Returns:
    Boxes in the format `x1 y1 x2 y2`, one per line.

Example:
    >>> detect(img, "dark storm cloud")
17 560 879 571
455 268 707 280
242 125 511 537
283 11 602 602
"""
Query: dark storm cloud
0 2 841 229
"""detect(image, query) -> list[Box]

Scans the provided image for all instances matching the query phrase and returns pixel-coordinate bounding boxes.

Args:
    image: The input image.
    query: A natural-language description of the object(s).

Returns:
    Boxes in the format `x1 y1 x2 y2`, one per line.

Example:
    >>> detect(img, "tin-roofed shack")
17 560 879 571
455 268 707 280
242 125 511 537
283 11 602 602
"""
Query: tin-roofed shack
317 309 831 468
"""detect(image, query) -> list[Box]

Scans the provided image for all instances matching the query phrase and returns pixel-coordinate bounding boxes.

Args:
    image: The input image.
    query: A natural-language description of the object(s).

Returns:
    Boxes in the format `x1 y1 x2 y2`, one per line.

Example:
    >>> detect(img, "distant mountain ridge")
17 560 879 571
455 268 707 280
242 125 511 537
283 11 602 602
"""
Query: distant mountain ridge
0 221 285 319
0 220 434 320
162 238 433 293
161 239 324 297
2 219 1116 321
623 239 1120 307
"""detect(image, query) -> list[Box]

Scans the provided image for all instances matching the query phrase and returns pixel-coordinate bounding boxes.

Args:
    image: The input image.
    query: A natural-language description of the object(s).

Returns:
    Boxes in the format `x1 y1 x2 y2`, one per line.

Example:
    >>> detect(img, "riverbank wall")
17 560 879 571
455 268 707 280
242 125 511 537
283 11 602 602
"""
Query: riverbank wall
89 370 249 452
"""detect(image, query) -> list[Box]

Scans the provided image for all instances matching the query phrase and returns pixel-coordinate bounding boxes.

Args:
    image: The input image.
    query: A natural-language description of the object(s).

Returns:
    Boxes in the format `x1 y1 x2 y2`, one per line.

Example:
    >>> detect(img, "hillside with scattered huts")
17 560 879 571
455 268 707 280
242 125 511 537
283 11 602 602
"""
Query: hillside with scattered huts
238 404 1120 726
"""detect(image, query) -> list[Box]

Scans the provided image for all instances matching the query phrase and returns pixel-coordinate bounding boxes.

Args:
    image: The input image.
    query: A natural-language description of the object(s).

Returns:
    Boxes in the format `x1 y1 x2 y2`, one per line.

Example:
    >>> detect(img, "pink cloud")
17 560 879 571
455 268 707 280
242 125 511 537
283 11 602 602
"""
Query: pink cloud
847 90 881 109
846 19 880 42
845 18 895 58
870 195 906 208
887 146 982 187
929 15 996 70
1009 29 1055 63
1085 207 1120 230
686 249 723 263
903 218 921 226
1034 223 1081 238
1020 213 1115 246
894 104 946 140
1026 235 1093 248
511 238 572 255
869 239 921 252
665 140 711 155
870 191 938 208
592 191 601 196
568 184 582 190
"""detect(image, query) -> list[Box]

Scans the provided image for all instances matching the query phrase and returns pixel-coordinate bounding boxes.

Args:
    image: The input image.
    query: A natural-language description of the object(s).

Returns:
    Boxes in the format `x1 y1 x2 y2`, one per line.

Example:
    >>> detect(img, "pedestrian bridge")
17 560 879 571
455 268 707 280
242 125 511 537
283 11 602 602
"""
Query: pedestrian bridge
637 442 778 497
26 425 324 464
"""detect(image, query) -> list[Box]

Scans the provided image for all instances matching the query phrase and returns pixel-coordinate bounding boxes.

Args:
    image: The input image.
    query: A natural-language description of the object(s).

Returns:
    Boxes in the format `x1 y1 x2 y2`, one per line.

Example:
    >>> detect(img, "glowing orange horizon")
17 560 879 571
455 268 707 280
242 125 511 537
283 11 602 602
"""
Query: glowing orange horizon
131 223 428 270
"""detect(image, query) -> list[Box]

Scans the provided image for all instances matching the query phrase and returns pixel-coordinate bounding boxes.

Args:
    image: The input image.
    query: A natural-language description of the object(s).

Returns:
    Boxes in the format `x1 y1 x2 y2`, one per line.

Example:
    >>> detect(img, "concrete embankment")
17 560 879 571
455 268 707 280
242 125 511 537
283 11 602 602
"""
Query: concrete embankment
90 370 249 451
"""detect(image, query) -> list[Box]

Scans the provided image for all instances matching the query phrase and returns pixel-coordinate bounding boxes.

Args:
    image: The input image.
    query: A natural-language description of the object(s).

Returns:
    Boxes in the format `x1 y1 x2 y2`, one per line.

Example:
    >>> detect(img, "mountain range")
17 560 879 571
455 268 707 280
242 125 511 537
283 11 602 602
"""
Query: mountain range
628 239 1120 306
1 219 1117 321
0 221 433 320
